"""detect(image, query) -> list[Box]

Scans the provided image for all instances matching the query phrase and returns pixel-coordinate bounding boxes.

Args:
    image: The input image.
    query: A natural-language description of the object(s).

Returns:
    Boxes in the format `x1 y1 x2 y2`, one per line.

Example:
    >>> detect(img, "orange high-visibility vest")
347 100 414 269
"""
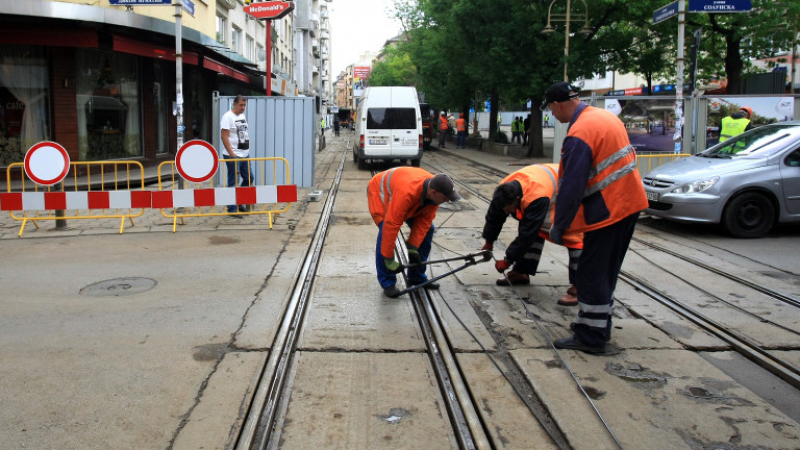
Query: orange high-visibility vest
501 164 583 248
456 118 466 131
439 116 448 130
368 167 439 259
559 106 648 233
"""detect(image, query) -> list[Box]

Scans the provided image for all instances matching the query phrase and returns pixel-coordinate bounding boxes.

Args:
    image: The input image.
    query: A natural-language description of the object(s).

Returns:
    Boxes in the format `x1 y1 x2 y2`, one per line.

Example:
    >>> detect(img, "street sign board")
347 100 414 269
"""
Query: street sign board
244 1 295 20
688 0 752 12
181 0 195 16
653 1 679 24
109 0 171 5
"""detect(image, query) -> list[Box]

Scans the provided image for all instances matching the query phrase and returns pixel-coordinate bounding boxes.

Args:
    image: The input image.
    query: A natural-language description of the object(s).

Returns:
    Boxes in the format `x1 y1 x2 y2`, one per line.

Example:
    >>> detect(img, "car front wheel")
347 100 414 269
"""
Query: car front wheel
722 192 775 238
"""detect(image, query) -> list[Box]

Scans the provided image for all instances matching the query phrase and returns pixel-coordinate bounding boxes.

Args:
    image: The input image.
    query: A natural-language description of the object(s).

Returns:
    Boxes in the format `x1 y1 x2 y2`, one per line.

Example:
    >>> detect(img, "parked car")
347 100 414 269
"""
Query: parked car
642 121 800 238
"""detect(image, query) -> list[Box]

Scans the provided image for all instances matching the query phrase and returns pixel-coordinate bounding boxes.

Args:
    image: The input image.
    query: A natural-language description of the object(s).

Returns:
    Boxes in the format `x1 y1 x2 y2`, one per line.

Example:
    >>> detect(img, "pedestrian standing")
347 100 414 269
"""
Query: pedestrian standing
438 112 448 149
482 164 582 306
367 168 461 298
321 117 326 136
456 113 467 149
334 117 340 137
220 95 254 216
510 117 519 144
541 81 648 354
523 114 531 146
543 113 550 128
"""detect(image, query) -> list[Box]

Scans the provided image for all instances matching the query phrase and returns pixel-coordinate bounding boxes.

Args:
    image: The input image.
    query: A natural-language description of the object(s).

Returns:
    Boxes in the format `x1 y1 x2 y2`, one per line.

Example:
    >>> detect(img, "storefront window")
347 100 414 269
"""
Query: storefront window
76 49 141 161
0 45 50 167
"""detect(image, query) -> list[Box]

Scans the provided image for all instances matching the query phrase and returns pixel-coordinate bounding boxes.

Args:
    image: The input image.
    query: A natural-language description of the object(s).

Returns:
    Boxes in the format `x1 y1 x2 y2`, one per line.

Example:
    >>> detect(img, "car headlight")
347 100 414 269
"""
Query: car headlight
670 176 720 194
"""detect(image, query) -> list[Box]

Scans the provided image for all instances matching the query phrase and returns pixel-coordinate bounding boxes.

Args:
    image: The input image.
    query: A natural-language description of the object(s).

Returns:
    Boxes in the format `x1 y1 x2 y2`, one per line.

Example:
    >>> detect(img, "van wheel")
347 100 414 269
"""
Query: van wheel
722 192 775 238
357 154 368 170
410 159 421 167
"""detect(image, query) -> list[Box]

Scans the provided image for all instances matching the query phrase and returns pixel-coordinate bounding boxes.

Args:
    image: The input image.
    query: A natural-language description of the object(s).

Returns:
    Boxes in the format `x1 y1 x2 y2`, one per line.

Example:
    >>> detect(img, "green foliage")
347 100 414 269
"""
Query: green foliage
368 45 419 87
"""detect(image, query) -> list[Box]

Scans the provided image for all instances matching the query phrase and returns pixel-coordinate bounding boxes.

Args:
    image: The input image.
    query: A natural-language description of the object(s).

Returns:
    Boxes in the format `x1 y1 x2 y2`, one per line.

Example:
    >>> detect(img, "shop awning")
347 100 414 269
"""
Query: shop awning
112 35 198 65
0 29 98 47
202 57 250 83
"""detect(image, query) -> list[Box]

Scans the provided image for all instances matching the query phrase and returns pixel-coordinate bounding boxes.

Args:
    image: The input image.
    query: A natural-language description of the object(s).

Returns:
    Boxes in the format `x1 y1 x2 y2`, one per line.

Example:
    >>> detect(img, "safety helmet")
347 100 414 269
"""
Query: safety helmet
739 107 753 118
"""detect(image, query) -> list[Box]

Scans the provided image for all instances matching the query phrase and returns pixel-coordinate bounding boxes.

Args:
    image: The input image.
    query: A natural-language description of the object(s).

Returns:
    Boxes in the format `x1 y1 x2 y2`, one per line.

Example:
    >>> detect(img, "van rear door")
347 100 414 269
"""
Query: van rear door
366 107 418 157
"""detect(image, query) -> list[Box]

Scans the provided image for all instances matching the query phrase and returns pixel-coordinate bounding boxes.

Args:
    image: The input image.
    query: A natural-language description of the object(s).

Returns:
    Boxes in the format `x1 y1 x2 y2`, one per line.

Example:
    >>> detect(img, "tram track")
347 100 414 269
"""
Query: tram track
423 150 800 417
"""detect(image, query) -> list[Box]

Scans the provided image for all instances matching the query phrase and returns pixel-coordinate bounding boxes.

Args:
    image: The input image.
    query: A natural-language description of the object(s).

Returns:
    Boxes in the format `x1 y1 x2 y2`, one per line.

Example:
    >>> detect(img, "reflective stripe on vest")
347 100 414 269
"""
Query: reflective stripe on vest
379 167 401 206
720 117 749 142
584 144 637 198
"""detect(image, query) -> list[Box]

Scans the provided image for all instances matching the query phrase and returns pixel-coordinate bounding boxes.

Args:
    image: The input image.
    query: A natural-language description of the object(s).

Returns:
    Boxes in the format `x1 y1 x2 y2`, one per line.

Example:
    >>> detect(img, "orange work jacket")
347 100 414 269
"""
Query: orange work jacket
439 116 448 130
456 118 466 132
501 164 583 248
559 106 648 233
368 167 439 259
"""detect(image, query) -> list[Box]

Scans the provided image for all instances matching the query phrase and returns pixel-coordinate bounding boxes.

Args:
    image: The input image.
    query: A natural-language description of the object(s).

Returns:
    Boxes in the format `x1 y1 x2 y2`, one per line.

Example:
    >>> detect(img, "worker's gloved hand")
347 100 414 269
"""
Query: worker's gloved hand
549 226 564 245
406 242 422 266
495 259 511 273
384 257 404 274
481 240 494 251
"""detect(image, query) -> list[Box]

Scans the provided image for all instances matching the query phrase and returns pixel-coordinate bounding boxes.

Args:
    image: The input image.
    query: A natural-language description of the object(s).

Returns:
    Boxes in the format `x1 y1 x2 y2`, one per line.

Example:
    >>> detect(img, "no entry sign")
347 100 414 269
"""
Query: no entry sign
175 140 218 183
24 141 70 186
245 1 294 20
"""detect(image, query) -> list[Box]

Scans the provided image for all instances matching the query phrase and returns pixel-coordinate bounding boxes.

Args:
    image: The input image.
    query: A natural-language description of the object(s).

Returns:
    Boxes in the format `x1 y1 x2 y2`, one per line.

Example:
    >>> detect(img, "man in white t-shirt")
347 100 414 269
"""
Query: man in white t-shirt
220 95 254 215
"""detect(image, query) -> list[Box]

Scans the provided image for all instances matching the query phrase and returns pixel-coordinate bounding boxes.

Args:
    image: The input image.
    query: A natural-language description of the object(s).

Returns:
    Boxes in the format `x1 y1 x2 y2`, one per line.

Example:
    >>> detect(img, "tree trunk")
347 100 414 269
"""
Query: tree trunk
724 36 744 94
489 89 499 141
527 102 544 157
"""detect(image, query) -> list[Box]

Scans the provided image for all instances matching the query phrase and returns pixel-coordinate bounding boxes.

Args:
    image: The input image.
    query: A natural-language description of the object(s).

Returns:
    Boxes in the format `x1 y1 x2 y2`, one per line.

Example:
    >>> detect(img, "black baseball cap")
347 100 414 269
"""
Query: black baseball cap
429 174 461 202
539 81 580 111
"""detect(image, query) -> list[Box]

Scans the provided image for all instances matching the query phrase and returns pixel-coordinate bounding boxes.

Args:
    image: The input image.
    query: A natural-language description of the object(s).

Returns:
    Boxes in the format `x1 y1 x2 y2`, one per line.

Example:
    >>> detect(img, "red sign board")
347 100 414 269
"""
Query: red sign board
354 66 372 80
244 1 294 20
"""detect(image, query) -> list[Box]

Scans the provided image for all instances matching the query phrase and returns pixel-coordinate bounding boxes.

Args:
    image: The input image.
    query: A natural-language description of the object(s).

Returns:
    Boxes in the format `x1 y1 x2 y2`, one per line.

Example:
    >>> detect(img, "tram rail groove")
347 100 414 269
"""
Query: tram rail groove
630 236 800 309
619 271 800 390
235 151 348 450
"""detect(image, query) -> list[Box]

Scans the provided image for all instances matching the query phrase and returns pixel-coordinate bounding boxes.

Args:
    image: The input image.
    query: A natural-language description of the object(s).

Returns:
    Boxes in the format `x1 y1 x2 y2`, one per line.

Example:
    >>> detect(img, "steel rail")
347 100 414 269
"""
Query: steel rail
620 271 800 390
235 151 347 450
631 236 800 309
423 156 625 450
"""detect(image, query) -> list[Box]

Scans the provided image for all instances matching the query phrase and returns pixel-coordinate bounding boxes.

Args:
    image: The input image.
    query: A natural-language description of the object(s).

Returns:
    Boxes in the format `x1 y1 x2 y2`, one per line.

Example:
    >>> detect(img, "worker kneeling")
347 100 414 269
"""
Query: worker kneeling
482 164 582 306
368 168 461 298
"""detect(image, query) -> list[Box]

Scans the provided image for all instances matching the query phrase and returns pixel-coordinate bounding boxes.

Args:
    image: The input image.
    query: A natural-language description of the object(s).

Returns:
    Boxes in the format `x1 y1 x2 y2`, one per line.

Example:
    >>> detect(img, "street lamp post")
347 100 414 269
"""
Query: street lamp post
542 0 591 82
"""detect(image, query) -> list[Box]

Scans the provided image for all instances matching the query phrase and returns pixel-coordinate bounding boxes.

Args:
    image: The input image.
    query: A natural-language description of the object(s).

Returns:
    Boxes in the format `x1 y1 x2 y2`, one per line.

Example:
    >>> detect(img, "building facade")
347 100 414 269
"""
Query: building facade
0 0 311 171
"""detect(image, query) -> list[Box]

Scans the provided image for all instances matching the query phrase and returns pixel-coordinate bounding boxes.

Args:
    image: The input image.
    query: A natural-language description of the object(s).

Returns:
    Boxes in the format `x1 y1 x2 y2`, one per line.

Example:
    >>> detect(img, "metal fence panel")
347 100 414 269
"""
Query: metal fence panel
215 95 315 188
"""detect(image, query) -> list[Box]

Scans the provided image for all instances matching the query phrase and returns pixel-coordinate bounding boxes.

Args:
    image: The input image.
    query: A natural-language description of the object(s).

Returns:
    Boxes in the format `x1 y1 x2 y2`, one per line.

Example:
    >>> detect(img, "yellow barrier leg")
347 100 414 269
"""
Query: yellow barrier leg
119 217 125 234
18 217 27 237
172 216 178 233
268 212 274 229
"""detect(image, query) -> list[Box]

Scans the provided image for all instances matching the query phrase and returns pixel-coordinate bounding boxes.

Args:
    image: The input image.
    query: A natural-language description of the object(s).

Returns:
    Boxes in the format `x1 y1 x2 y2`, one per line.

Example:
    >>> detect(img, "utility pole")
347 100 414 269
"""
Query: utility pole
174 0 185 188
674 0 685 154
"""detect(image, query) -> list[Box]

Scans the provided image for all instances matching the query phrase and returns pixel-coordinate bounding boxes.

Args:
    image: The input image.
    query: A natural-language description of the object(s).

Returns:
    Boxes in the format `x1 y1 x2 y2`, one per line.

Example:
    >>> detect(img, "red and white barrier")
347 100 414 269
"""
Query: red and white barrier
0 185 297 212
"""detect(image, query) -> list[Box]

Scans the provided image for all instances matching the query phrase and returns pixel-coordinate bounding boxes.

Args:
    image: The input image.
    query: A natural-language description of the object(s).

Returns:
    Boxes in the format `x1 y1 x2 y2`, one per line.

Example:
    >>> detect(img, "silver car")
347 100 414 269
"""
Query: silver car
642 121 800 238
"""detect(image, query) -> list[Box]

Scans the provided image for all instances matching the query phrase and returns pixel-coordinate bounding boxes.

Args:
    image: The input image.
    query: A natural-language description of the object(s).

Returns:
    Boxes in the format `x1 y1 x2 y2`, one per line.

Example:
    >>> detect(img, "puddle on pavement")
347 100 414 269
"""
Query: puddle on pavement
605 362 669 390
192 343 228 361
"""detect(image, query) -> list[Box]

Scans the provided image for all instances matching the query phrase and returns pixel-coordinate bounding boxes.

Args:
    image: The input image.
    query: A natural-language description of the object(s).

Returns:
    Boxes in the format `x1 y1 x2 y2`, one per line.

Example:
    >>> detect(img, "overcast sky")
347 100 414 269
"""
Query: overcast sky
328 0 404 76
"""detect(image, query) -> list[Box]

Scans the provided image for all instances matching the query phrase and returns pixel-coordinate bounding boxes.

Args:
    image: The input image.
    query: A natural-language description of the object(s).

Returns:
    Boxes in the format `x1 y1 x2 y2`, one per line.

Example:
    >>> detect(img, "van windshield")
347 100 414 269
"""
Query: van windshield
367 108 416 130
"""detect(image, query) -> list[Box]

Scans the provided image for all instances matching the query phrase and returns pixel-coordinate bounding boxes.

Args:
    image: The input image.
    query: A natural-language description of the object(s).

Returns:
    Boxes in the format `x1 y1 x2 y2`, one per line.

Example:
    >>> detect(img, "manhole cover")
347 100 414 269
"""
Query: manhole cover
80 277 157 297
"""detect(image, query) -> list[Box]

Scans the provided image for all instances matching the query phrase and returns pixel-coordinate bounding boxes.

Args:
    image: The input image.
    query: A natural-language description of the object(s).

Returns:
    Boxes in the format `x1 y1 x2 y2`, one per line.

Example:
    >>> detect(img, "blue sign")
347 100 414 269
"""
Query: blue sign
181 0 195 16
688 0 752 12
653 1 679 24
109 0 171 4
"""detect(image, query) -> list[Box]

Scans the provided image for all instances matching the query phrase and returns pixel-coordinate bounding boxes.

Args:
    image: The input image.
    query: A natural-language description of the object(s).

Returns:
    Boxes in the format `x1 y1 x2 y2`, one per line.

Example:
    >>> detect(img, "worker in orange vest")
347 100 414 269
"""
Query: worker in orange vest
368 167 462 298
482 164 582 306
438 112 448 149
455 113 467 149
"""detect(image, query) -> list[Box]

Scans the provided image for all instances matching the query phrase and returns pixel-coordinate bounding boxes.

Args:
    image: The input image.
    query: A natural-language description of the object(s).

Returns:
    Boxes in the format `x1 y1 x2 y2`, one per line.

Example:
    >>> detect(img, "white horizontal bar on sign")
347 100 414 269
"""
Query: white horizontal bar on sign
256 185 278 204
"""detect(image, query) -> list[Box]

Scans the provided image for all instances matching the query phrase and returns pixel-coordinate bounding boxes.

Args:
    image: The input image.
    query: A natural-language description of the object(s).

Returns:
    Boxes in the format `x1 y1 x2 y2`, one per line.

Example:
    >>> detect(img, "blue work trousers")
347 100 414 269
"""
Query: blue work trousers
512 234 581 286
573 213 639 347
224 155 254 212
375 220 434 288
456 131 466 148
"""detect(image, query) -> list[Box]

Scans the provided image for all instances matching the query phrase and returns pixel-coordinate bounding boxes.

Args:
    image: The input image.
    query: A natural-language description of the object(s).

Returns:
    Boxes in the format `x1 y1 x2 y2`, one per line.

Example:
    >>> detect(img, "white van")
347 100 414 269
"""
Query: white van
352 86 423 170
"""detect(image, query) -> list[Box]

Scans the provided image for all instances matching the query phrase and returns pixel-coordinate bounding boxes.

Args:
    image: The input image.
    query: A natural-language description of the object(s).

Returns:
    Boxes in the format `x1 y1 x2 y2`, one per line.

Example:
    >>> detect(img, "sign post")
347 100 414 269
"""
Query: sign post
244 1 295 96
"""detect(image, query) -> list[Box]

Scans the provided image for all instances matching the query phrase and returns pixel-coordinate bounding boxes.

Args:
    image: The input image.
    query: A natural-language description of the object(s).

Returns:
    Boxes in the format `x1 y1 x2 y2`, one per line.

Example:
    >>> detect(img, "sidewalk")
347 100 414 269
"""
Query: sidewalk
436 144 554 174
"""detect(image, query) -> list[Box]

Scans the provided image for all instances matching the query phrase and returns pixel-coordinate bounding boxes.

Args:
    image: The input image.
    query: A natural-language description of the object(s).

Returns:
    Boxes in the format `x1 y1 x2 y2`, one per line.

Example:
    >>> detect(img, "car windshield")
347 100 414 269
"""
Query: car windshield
701 124 800 158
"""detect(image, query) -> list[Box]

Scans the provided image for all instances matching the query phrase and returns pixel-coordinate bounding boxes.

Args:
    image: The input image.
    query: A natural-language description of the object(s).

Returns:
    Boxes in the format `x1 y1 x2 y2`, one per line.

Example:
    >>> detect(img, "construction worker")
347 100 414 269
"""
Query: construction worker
456 113 467 149
438 112 449 149
368 168 462 298
482 164 582 306
541 81 648 354
719 106 753 142
511 116 522 144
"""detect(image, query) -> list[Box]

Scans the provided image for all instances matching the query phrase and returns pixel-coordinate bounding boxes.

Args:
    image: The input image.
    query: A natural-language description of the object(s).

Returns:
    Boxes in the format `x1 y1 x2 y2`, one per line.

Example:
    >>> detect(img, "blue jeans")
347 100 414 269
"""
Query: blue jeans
456 131 466 148
224 155 254 212
375 220 434 288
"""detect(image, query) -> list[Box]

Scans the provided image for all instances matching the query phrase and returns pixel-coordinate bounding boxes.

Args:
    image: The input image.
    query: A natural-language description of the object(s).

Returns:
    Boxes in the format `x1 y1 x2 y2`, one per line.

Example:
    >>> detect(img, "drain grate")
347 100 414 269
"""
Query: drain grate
80 277 157 297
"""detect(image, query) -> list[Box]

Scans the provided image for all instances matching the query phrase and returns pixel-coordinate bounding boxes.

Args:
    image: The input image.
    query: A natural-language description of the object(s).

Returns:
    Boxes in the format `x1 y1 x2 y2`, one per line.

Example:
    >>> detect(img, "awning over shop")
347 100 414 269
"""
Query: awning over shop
0 29 98 47
202 57 250 83
112 35 198 65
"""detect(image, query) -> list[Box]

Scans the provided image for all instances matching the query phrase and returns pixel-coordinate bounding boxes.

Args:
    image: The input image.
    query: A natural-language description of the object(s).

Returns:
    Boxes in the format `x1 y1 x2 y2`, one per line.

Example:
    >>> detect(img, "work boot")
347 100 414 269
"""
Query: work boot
554 336 605 354
496 270 530 286
557 285 578 306
383 285 402 298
